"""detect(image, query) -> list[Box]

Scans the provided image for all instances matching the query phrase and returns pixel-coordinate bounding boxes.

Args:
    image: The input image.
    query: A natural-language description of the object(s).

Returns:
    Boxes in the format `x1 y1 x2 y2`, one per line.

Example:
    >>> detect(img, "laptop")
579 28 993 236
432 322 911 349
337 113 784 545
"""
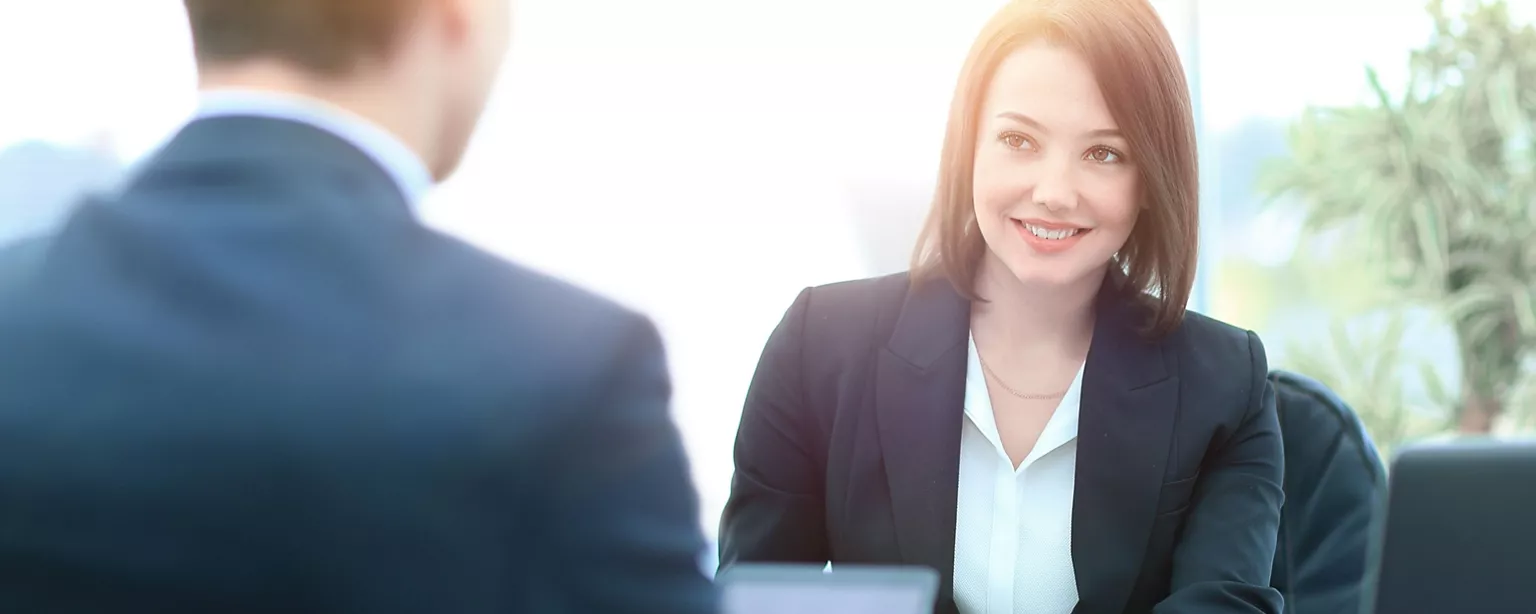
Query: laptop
716 563 940 614
1364 441 1536 614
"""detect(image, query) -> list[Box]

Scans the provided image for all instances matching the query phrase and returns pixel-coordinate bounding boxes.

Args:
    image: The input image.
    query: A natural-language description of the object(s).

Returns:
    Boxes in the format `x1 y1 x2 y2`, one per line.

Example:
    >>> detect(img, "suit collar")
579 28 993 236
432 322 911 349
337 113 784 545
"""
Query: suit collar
195 90 433 205
129 116 416 224
885 274 970 369
876 270 1178 614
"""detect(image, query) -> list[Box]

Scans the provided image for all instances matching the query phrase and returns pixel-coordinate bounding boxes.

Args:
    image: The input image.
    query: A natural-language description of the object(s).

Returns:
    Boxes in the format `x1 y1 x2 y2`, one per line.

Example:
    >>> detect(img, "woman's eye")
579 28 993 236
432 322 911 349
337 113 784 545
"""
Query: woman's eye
1000 133 1032 150
1086 146 1123 164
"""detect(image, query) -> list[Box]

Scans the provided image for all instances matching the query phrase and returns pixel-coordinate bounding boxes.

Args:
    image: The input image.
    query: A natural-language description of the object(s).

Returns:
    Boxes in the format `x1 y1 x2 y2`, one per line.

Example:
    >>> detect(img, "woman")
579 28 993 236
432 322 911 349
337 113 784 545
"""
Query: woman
717 1 1285 613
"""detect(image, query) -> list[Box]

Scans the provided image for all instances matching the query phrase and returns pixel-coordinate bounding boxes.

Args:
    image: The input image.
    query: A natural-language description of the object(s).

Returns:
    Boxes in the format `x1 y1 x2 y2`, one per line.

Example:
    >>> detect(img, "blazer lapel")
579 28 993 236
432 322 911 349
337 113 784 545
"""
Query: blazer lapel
1071 280 1179 614
875 276 969 612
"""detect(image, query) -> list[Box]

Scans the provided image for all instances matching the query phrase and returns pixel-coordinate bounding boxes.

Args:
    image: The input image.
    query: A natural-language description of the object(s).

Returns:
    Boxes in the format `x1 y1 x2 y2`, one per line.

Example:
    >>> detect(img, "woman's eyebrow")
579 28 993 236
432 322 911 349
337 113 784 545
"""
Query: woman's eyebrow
995 110 1122 139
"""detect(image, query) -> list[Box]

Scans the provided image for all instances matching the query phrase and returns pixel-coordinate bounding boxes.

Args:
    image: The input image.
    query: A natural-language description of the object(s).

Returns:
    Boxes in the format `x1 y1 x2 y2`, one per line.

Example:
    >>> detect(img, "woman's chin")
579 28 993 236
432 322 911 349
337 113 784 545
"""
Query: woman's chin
1002 260 1110 290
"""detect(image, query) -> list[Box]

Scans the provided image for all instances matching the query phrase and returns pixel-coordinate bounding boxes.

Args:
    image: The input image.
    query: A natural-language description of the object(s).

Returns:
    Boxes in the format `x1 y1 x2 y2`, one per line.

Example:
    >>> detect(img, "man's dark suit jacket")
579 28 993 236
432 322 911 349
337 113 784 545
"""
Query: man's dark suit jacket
718 272 1286 614
1268 370 1385 614
0 116 715 614
0 234 47 295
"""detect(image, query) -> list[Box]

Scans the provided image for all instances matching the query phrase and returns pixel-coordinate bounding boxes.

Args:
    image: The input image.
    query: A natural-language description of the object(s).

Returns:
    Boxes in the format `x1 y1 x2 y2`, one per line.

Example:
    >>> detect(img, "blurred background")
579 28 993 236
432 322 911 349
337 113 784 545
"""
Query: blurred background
2 0 1533 545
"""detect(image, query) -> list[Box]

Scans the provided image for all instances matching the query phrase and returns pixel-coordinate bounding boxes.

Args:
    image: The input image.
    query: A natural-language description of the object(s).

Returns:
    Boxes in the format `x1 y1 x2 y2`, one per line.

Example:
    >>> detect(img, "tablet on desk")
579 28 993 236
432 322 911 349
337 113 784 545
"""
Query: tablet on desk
716 563 939 614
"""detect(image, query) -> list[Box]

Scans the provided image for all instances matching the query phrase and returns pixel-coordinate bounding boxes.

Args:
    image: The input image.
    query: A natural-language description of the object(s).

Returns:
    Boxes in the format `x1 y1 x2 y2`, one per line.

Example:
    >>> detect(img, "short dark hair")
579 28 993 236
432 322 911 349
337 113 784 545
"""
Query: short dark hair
911 0 1200 339
182 0 422 74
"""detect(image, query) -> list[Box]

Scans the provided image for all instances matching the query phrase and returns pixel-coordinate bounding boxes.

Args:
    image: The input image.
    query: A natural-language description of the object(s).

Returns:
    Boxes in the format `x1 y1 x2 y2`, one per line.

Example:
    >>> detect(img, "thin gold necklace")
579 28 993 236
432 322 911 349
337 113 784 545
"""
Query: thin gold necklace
975 350 1068 400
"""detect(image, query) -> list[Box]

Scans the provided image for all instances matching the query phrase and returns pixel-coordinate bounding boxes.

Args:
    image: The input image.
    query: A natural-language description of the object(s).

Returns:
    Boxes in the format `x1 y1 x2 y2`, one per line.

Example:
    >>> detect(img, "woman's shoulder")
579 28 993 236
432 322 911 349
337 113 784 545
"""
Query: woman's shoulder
766 271 925 366
1166 309 1263 354
792 270 915 324
1161 309 1270 400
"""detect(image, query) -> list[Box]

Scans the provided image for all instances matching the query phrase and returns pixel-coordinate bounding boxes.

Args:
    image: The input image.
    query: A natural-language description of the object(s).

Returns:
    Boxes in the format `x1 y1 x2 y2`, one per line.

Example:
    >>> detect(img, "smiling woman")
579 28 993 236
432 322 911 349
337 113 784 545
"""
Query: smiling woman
717 1 1284 613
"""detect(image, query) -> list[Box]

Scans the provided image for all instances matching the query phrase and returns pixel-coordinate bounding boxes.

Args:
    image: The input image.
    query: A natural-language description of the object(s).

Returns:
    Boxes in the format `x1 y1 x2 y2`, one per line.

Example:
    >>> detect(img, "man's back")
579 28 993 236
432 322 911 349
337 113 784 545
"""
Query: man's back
0 234 48 296
0 116 715 613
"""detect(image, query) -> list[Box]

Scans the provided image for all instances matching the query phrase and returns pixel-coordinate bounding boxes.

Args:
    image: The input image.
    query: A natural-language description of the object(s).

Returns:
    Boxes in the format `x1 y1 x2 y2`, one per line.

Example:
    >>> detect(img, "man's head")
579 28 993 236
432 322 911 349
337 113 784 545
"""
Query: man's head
183 0 513 180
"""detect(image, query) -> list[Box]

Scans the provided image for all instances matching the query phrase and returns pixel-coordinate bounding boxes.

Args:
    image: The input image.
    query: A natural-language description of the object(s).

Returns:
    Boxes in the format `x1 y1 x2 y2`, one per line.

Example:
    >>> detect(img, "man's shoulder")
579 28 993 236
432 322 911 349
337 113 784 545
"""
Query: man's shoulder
0 235 49 290
419 231 655 367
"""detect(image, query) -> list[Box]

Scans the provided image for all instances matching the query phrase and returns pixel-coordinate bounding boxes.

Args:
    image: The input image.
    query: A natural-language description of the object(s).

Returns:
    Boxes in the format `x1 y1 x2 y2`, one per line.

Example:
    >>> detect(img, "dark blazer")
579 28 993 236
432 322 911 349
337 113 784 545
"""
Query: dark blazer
1268 371 1386 614
0 234 47 298
719 272 1285 614
0 116 716 614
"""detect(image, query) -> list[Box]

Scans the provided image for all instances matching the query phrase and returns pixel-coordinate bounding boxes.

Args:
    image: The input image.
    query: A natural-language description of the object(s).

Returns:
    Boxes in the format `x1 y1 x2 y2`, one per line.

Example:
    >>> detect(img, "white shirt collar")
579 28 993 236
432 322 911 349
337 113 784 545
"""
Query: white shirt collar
964 333 1083 468
194 89 434 205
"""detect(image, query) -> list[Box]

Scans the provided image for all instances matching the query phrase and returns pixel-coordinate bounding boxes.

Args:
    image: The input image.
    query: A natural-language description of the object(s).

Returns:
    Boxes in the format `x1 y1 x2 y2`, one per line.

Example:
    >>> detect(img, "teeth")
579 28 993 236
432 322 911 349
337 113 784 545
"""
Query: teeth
1024 224 1081 240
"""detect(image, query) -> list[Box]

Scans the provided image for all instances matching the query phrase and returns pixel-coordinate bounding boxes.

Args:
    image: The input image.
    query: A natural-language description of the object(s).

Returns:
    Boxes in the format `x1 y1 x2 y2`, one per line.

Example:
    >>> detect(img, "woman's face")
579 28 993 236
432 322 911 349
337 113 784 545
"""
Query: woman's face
971 40 1140 289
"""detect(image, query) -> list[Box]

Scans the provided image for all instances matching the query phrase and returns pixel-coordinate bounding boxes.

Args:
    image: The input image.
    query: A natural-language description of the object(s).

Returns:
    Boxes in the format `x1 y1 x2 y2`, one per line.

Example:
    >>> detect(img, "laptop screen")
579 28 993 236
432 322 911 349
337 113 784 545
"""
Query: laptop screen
718 564 938 614
1367 442 1536 614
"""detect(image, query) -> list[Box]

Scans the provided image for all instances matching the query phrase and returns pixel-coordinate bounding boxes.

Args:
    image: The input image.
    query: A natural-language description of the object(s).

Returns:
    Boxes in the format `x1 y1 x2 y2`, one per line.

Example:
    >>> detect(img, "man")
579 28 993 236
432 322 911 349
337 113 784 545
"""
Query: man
1267 370 1388 614
0 1 716 612
0 234 47 299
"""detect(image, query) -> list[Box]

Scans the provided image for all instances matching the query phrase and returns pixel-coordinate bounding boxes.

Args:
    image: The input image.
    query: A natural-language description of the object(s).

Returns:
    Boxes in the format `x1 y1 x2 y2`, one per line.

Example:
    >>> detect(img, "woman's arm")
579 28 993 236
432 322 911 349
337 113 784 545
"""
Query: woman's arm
1154 330 1286 614
717 288 829 568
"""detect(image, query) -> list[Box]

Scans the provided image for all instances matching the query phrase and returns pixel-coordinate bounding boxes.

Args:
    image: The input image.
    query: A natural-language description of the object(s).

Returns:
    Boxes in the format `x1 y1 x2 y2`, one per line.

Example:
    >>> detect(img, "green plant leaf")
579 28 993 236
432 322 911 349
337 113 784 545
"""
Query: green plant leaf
1261 0 1536 433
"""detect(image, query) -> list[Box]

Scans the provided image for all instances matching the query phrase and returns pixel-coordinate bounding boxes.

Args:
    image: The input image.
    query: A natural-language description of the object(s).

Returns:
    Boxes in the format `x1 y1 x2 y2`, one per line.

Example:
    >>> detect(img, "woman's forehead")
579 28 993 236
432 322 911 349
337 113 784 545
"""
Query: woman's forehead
980 41 1119 134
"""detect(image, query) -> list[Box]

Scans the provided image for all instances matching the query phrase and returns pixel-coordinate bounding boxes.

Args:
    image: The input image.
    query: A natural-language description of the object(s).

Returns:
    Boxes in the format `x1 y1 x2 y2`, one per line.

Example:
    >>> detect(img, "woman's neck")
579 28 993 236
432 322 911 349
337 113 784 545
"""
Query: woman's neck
970 255 1102 359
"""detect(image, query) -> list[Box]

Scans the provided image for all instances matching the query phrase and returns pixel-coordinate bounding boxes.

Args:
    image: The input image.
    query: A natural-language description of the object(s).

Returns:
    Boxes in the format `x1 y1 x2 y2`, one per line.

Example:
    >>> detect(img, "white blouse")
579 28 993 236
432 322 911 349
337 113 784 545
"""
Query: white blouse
953 334 1084 614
